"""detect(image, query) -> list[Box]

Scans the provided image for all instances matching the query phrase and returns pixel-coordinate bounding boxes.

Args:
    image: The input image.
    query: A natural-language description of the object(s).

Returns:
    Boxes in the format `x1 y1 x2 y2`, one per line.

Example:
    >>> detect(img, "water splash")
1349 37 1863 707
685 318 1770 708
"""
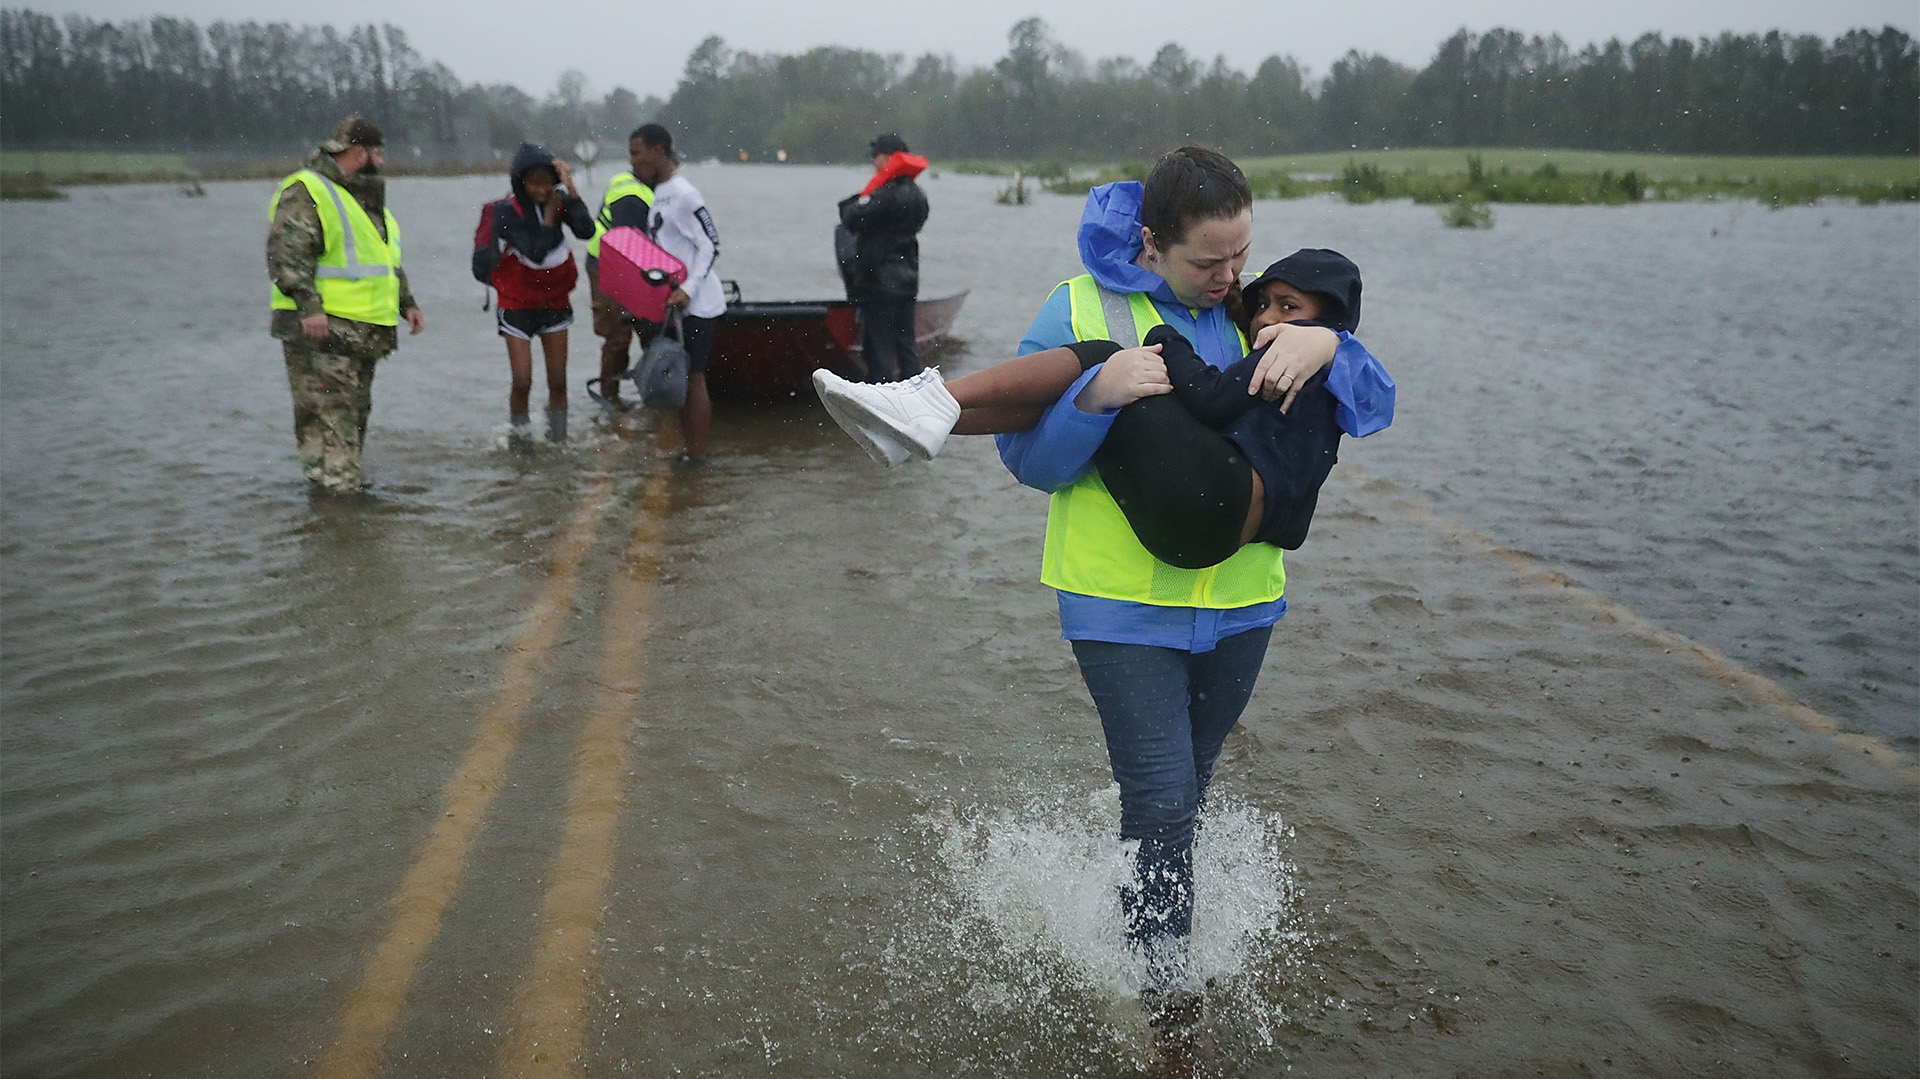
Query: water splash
871 785 1316 1072
492 420 561 452
489 418 610 453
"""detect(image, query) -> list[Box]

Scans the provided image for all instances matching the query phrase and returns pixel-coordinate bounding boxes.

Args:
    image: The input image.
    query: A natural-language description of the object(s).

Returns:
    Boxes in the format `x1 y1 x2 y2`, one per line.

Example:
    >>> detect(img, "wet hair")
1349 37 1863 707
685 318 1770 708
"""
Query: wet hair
1223 283 1248 336
1139 146 1252 249
632 123 674 152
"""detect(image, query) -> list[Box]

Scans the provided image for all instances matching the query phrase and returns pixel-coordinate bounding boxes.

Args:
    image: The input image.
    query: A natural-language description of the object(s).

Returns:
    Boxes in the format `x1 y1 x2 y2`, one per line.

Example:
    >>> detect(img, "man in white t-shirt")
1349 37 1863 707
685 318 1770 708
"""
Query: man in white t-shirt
631 122 724 467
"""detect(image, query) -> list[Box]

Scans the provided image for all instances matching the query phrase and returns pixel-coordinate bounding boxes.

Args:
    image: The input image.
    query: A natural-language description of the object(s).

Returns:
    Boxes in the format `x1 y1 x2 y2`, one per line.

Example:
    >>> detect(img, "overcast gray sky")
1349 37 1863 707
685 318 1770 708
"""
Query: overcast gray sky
34 1 1918 101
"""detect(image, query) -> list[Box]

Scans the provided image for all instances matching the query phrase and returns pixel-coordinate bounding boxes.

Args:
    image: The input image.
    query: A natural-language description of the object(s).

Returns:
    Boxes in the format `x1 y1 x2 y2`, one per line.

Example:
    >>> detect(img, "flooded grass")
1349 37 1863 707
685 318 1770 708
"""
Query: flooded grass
1236 147 1920 183
0 171 66 200
1017 147 1920 207
15 147 1914 206
2 169 1914 1078
0 149 501 197
0 149 193 181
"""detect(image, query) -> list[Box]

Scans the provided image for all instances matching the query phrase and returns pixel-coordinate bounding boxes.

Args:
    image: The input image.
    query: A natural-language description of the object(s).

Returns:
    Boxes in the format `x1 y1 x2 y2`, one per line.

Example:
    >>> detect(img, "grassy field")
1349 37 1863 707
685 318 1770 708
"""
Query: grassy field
1231 148 1919 183
953 149 1919 183
1006 148 1919 208
14 146 1917 184
0 149 502 196
1 150 195 180
8 147 1916 207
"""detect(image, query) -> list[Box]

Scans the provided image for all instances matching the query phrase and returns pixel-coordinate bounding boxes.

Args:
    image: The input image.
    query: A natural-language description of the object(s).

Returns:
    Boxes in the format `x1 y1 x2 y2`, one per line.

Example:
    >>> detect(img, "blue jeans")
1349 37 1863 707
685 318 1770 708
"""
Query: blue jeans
1071 626 1273 966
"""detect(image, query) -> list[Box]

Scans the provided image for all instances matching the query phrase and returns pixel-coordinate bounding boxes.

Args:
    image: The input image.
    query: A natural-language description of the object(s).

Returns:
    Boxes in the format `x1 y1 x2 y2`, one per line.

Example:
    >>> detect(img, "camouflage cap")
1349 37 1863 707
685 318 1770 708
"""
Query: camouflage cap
320 116 385 154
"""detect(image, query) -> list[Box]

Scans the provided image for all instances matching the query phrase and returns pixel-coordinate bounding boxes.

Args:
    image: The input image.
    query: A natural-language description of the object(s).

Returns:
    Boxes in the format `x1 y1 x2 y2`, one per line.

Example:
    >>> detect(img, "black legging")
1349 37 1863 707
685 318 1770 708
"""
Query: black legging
1066 338 1338 570
1098 396 1251 570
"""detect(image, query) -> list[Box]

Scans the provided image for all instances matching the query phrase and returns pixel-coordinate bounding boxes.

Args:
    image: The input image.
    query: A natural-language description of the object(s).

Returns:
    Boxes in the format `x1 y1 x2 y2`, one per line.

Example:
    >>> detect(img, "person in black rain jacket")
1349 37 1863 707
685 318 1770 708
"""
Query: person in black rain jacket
838 133 930 381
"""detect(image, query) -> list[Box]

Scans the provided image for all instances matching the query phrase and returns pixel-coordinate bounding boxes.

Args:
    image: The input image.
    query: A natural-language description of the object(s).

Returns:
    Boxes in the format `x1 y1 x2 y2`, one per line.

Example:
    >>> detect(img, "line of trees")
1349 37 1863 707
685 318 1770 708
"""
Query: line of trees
1394 26 1918 155
0 9 657 154
2 10 1913 161
666 19 1916 160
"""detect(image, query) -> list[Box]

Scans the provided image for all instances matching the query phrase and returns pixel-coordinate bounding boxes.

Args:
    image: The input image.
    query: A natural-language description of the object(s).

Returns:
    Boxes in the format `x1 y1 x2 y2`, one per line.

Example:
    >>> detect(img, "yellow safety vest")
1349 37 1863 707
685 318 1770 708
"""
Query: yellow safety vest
1038 274 1287 607
586 171 656 258
268 169 402 327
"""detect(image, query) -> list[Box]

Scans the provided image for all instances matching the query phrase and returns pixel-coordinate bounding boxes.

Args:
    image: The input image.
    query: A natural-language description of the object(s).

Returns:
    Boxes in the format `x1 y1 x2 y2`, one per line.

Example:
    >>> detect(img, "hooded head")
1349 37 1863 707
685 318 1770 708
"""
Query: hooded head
1076 147 1254 309
509 142 560 202
1240 248 1362 335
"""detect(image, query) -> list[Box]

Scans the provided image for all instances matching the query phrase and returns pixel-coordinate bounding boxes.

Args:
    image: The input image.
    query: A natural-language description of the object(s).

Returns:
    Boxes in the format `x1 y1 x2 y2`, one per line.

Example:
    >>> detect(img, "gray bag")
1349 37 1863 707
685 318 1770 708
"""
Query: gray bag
632 311 689 409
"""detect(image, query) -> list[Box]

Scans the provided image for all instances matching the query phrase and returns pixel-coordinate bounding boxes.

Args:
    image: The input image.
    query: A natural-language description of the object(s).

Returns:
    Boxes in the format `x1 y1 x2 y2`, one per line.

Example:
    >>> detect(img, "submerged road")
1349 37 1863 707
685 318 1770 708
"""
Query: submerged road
2 174 1914 1078
312 437 673 1079
298 445 1912 1079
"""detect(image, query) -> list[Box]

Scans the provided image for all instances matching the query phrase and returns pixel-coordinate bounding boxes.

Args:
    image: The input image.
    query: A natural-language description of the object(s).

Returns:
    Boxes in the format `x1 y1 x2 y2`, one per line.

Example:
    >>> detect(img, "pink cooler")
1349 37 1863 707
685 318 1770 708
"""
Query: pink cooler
598 226 687 324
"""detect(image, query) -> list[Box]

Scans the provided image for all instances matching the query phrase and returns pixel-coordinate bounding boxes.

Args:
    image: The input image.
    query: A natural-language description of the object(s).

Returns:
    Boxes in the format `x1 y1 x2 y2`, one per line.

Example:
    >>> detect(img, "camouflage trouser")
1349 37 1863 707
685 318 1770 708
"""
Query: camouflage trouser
283 340 383 492
589 270 637 375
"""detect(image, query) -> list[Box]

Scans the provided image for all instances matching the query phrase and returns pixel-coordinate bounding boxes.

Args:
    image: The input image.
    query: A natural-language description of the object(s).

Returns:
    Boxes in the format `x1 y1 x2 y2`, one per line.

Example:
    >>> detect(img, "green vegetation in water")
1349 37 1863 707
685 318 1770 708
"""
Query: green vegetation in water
1037 149 1920 209
1233 148 1920 183
0 150 192 183
0 171 68 200
1440 198 1495 229
0 149 509 196
1329 155 1652 207
950 159 1073 182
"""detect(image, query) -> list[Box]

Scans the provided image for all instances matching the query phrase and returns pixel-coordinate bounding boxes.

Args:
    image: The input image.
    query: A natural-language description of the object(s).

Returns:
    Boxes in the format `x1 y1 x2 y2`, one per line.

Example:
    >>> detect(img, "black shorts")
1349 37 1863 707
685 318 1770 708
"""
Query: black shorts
677 313 716 375
497 307 573 340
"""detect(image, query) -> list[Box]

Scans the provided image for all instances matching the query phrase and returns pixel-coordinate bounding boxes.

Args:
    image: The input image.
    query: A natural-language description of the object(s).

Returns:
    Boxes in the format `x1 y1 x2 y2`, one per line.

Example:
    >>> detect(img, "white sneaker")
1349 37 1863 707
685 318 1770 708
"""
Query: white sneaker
812 369 912 466
812 367 961 464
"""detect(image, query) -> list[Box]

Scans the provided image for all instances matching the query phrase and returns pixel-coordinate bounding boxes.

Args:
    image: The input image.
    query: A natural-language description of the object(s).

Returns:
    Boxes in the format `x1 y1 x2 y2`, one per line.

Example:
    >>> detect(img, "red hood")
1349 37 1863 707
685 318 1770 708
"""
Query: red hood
861 151 929 196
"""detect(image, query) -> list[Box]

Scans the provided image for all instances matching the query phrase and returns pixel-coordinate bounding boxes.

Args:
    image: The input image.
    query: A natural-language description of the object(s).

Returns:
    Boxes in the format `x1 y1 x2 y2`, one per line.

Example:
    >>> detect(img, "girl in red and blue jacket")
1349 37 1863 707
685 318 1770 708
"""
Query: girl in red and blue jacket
472 142 593 438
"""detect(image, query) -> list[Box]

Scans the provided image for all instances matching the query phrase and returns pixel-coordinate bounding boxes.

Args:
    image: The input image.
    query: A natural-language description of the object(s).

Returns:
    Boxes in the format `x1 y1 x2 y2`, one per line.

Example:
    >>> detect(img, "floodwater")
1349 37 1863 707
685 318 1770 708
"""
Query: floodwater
1 167 1914 1078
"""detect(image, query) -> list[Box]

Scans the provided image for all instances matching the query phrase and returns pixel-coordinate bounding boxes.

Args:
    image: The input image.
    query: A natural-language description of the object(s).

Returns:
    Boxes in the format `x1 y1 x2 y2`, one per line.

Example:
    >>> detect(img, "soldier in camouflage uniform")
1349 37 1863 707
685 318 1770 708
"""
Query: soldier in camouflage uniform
268 117 425 493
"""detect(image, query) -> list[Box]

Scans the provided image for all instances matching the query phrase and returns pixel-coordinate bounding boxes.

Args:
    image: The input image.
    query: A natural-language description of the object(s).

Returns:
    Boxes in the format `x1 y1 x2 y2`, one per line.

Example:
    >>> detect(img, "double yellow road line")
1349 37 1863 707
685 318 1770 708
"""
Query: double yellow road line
312 451 1912 1078
317 449 673 1079
1357 470 1918 783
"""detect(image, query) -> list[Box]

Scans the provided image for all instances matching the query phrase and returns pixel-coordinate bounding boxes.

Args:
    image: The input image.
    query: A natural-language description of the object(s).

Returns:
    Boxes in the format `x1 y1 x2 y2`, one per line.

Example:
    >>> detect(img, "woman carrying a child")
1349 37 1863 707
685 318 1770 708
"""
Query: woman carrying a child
818 146 1397 1040
996 146 1396 1028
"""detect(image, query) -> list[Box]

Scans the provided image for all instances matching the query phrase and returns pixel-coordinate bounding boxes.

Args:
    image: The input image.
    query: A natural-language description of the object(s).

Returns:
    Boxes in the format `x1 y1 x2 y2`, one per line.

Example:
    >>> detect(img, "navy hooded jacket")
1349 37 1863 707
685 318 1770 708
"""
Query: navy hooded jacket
1139 248 1375 550
471 143 593 306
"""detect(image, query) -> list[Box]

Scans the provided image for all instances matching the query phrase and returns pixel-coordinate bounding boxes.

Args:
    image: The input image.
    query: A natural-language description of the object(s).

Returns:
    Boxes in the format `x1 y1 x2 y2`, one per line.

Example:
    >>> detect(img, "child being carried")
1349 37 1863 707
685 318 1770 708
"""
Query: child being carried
813 248 1394 568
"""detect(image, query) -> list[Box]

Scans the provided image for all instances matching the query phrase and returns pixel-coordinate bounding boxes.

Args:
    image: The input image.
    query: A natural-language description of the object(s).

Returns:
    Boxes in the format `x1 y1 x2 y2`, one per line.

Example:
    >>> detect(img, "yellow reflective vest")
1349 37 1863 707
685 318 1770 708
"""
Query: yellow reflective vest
1038 274 1287 607
586 171 656 259
268 169 402 327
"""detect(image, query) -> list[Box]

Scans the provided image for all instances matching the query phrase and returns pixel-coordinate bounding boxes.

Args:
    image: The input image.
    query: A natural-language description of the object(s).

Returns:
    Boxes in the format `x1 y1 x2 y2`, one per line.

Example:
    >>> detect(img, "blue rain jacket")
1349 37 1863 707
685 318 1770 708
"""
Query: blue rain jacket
997 182 1397 650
